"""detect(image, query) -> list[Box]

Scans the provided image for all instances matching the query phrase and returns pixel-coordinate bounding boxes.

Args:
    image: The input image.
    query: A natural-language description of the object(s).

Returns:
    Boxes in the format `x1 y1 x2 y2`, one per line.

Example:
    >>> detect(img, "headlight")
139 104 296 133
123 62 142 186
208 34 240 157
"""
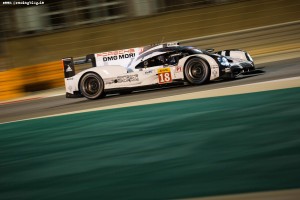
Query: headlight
217 56 230 67
246 53 253 62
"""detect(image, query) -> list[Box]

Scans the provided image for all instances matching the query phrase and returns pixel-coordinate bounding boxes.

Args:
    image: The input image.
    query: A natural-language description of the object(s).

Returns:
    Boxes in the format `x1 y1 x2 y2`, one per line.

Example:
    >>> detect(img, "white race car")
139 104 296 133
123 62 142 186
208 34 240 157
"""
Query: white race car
62 42 255 99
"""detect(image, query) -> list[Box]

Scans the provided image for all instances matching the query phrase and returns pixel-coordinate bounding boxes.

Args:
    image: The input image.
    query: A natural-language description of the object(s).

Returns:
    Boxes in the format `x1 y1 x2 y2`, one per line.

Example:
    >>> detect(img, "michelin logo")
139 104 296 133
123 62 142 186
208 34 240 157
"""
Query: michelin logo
145 70 153 75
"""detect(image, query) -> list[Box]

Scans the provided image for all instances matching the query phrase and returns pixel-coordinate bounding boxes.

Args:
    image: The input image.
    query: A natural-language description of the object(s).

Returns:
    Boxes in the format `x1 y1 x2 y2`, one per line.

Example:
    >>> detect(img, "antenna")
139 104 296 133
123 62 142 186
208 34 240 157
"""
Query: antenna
160 37 165 44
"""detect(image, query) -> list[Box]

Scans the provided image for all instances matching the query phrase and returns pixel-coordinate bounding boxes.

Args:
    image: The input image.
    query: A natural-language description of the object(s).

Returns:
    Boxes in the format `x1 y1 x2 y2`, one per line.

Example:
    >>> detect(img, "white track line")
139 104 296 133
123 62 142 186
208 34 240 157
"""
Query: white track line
1 76 300 125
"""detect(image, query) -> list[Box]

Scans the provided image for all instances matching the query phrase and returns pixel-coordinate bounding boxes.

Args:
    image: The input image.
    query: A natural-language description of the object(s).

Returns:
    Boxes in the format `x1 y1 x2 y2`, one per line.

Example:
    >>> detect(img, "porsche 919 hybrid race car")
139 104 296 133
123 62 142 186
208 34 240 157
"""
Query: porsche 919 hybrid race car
62 42 255 99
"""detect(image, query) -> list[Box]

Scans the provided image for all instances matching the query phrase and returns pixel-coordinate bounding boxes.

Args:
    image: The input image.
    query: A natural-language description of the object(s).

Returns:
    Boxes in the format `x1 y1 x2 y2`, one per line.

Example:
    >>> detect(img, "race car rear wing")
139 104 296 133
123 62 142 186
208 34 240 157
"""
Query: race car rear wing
62 54 96 78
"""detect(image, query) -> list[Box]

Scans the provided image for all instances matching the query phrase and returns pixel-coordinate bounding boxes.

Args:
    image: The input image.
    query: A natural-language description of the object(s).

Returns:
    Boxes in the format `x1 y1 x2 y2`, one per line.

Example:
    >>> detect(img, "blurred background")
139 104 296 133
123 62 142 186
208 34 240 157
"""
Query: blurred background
1 2 300 199
0 0 299 100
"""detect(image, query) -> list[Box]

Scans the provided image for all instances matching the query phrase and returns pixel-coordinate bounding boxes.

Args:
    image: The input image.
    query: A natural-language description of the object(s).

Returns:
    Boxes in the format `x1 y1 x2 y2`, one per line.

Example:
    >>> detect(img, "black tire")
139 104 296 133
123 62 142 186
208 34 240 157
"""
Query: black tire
184 57 210 85
79 73 104 100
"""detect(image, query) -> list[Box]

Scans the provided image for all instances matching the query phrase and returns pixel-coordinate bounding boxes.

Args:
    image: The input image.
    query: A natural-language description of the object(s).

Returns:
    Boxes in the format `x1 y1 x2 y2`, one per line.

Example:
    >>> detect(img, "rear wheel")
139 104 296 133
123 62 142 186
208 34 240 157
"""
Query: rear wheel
184 57 210 85
79 73 104 100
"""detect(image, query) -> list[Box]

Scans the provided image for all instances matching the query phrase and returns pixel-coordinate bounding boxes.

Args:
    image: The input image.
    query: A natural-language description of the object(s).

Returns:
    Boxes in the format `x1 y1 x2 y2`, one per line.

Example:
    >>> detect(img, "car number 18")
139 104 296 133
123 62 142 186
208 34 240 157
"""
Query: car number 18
158 67 172 84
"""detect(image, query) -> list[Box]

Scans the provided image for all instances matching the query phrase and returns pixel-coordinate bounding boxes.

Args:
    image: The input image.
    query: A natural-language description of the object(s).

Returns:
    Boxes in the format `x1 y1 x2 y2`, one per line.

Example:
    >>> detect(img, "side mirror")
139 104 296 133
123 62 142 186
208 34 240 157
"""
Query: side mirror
206 48 214 53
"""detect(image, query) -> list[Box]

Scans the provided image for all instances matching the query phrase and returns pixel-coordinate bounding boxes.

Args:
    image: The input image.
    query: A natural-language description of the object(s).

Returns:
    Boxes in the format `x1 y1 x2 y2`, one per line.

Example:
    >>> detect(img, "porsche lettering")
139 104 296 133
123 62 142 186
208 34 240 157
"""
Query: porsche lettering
96 49 135 57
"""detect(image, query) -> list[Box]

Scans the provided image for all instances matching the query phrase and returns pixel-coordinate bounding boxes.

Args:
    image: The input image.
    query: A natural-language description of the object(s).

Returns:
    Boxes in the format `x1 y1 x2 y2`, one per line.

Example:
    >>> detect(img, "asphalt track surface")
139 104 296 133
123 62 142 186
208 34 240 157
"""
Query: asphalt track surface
1 82 300 200
1 57 300 124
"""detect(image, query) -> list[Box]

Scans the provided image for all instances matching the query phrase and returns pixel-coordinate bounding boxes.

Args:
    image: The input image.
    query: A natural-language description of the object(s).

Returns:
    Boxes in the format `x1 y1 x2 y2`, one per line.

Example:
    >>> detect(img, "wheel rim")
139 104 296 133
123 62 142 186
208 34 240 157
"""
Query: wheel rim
188 62 205 80
83 77 100 96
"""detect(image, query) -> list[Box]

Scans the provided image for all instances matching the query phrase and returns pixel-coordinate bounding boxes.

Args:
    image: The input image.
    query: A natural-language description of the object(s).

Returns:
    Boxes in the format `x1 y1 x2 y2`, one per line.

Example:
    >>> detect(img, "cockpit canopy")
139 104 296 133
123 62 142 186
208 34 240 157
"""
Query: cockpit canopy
128 46 205 70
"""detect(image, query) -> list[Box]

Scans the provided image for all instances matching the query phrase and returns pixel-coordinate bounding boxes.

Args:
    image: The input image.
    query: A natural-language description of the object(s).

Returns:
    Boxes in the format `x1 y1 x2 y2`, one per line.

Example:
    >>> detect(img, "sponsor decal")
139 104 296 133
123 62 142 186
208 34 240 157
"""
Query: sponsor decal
63 58 75 78
166 42 178 47
117 74 139 82
104 75 139 84
96 49 135 57
66 65 73 72
145 70 153 75
102 53 136 61
175 66 182 73
158 68 171 73
158 67 172 84
95 47 144 67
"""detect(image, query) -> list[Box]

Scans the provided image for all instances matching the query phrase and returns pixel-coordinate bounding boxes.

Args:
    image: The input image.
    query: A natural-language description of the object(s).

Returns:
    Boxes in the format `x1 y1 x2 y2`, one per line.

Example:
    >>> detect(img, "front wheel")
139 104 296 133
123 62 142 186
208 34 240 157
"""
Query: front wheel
184 57 210 85
79 73 104 100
